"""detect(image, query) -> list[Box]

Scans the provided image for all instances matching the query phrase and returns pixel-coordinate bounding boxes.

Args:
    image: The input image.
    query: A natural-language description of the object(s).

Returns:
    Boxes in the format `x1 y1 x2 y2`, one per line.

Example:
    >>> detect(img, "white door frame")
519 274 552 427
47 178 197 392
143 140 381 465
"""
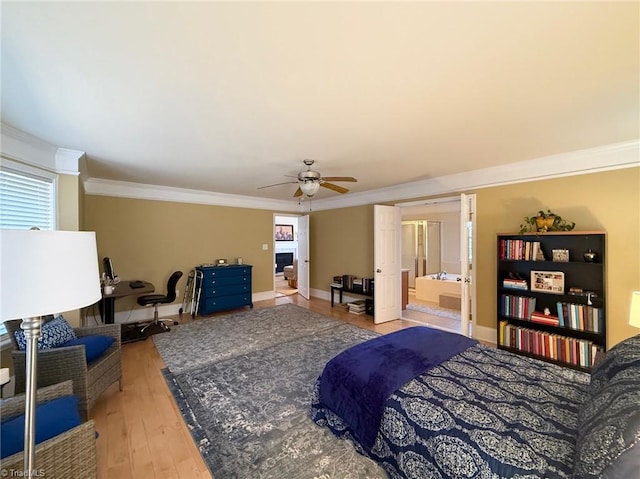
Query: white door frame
374 205 402 323
297 214 310 299
460 193 477 338
394 195 477 337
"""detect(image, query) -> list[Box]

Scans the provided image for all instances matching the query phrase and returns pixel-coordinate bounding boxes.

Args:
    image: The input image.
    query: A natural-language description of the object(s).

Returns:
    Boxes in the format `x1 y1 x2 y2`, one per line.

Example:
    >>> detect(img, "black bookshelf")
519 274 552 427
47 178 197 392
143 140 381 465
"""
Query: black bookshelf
497 231 606 371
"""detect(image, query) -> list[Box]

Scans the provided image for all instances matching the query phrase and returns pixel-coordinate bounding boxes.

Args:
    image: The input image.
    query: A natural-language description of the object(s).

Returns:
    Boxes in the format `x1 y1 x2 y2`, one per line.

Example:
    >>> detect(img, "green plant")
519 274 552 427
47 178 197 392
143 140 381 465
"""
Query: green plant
519 209 575 234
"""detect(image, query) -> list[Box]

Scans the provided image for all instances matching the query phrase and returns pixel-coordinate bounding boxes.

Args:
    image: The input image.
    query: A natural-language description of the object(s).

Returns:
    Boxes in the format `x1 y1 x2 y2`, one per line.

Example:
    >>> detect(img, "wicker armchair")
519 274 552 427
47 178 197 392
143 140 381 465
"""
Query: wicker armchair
0 380 97 478
4 320 122 421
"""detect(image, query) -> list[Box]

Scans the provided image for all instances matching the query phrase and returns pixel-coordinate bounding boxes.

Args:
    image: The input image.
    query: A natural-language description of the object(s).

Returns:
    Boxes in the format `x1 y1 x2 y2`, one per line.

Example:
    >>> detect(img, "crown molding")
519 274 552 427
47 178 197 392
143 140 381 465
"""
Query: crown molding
1 123 84 175
84 177 302 212
54 148 85 176
85 140 638 212
309 140 640 211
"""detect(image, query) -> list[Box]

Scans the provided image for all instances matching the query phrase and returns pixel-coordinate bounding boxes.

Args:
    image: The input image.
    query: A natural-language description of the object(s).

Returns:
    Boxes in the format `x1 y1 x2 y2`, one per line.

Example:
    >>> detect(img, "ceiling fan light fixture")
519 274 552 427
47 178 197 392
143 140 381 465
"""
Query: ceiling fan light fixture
300 181 320 197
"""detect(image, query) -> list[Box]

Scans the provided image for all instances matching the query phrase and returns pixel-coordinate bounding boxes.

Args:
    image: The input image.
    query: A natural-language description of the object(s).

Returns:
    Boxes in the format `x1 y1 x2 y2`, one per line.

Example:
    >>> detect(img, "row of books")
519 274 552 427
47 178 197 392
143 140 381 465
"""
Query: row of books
499 321 601 368
499 239 545 261
500 294 537 320
501 293 603 333
557 302 603 333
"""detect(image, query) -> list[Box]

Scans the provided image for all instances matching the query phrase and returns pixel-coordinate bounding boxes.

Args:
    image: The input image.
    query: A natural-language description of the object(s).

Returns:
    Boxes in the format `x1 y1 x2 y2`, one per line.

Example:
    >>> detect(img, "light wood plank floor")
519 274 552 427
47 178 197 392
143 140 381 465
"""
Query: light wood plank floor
92 295 417 479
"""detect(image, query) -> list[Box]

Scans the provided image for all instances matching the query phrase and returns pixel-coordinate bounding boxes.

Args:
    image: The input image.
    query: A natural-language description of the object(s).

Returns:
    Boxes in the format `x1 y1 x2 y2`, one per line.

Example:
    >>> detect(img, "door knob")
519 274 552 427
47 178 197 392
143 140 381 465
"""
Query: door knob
376 268 382 273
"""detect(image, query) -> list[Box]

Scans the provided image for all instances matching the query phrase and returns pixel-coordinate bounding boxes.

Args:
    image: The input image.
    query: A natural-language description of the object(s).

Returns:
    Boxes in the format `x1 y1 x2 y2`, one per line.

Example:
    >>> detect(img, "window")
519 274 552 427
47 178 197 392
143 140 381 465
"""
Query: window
0 159 57 336
0 161 56 230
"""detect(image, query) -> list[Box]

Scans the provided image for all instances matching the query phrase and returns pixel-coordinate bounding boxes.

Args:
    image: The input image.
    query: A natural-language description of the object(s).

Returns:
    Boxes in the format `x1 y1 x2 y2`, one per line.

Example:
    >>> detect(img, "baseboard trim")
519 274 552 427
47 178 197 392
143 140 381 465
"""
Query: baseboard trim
83 290 497 348
473 324 497 346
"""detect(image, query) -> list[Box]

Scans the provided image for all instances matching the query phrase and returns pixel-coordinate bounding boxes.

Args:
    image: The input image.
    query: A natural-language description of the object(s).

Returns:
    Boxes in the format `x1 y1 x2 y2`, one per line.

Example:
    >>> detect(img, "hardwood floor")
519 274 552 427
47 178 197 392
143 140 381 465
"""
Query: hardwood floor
91 294 417 479
402 290 463 333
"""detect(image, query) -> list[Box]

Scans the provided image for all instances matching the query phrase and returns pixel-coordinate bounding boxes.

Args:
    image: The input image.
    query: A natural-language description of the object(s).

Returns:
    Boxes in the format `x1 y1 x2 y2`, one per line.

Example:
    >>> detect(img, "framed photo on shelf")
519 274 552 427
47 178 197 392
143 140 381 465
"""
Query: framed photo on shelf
531 270 565 294
552 249 570 262
275 224 294 241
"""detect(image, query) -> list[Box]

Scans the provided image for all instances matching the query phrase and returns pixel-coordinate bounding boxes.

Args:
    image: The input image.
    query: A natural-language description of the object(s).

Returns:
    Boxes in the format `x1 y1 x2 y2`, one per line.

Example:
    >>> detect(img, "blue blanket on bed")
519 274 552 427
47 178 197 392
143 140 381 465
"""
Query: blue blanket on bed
318 326 477 449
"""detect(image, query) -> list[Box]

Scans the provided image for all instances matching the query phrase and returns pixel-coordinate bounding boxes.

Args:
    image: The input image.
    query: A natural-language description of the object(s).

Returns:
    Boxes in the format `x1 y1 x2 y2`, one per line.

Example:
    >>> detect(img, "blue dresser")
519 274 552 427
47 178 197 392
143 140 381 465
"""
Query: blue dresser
196 265 253 316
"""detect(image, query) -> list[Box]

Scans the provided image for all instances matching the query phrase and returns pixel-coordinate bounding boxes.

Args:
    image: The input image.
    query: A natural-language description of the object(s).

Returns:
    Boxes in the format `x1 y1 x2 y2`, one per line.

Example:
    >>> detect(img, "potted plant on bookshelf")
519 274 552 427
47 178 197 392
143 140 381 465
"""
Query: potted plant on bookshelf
519 210 576 234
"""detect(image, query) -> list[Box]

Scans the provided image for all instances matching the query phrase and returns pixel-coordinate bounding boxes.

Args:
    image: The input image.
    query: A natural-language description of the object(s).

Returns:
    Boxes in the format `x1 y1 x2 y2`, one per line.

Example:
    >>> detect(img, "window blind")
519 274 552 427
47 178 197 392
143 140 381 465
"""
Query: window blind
0 167 55 230
0 165 56 337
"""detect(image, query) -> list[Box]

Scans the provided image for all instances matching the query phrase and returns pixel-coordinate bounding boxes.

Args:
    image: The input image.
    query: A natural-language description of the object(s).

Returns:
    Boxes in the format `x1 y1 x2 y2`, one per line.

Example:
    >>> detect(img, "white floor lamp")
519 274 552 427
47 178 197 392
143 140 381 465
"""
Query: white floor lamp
0 229 101 474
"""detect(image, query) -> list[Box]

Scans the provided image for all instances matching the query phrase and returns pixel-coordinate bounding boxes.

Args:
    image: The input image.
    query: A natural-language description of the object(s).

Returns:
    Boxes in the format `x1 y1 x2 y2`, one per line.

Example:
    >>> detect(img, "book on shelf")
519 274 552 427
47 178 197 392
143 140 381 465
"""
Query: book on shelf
502 278 528 290
347 299 366 313
530 311 559 326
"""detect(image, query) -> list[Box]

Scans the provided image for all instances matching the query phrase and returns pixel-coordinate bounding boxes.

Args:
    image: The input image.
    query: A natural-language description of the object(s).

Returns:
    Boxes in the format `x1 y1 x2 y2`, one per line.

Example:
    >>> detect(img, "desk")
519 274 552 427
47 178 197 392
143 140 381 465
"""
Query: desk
99 280 154 324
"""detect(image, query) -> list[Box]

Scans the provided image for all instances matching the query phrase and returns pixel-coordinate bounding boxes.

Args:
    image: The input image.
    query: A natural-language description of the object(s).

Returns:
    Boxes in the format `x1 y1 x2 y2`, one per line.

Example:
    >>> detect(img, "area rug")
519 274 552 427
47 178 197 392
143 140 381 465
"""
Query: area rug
405 302 461 320
155 304 387 478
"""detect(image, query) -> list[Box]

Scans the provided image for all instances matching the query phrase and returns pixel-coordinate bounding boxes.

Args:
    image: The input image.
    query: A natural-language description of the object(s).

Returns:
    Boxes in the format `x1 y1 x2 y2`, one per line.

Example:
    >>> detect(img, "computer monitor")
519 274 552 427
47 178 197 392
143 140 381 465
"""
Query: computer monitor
103 257 116 281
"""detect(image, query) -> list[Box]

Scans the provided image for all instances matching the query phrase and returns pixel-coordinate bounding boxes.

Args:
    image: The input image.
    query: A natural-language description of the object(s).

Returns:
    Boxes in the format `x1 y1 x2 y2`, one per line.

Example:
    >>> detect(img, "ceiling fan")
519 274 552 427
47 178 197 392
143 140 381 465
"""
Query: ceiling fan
258 159 358 198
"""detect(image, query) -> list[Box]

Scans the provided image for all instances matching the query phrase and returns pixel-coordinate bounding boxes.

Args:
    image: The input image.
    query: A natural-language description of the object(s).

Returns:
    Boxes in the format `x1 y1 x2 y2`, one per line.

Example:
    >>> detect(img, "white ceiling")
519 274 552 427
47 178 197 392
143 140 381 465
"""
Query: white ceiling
2 2 638 201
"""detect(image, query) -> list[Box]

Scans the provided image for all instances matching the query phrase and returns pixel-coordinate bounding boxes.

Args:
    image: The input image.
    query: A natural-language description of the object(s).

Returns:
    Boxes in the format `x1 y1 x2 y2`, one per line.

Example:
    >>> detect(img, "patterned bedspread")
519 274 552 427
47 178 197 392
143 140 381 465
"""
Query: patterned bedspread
312 343 590 479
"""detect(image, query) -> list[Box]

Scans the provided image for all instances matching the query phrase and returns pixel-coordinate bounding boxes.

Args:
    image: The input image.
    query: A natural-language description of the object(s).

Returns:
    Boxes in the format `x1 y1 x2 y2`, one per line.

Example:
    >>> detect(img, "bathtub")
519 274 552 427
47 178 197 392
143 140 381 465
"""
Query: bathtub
414 274 462 304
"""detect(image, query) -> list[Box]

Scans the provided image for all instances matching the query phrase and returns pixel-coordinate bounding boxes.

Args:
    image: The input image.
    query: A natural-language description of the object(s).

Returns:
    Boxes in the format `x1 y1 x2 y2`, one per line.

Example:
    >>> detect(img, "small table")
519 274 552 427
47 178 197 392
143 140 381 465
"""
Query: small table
99 280 155 324
330 284 373 307
330 284 343 307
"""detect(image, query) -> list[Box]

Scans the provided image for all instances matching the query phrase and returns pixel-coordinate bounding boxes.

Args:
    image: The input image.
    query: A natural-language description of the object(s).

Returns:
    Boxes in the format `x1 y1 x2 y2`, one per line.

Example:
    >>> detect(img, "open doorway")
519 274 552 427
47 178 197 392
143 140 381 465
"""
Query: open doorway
274 215 299 297
399 199 464 333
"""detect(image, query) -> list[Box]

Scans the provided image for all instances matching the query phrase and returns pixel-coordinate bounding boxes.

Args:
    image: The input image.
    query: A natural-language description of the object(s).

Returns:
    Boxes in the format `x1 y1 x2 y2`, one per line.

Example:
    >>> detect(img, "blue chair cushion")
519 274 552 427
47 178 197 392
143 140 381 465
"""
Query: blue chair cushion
14 315 77 350
0 395 81 459
60 335 115 363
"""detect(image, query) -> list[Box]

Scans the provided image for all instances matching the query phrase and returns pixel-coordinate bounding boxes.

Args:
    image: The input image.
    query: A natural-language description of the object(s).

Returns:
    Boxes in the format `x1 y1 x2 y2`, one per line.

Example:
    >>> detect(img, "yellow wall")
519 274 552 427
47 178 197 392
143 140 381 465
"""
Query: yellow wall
83 196 276 313
58 174 82 326
474 167 639 348
310 205 375 288
304 168 639 348
79 167 639 348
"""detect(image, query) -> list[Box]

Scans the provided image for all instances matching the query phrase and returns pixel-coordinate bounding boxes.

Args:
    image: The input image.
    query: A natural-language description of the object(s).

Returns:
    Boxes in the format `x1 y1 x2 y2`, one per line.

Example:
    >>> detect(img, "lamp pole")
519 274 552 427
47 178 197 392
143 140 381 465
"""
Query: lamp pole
21 317 44 473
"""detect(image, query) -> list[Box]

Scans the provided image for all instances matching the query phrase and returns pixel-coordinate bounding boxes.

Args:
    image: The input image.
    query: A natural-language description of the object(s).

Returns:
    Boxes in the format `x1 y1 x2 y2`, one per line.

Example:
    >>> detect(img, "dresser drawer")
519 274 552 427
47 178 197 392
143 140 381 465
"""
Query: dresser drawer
200 283 251 298
201 293 252 313
199 266 252 279
201 274 251 289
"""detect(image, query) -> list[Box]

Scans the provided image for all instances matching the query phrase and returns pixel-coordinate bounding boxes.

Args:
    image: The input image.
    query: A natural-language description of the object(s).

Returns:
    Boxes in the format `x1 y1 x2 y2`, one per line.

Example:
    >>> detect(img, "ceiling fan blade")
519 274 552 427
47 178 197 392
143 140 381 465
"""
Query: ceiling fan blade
293 187 303 197
321 182 349 194
321 176 357 182
258 181 298 189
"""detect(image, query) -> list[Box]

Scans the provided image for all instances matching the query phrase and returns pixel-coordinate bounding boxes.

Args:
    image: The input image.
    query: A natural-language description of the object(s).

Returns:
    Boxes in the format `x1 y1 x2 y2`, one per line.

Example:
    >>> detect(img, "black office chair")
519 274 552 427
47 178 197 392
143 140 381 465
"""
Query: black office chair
137 271 183 333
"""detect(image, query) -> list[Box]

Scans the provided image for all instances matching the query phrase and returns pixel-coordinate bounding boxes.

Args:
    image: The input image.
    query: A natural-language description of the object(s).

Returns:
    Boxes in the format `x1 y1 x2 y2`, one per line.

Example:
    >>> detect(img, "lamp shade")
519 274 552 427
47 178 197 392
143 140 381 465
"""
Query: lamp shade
0 230 101 321
630 291 640 329
300 181 320 197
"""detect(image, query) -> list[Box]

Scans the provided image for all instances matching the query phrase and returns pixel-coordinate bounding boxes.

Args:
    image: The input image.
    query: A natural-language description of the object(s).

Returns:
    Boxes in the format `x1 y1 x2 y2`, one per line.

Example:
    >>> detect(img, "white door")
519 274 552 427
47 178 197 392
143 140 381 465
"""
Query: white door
460 193 476 338
374 205 402 323
297 214 310 299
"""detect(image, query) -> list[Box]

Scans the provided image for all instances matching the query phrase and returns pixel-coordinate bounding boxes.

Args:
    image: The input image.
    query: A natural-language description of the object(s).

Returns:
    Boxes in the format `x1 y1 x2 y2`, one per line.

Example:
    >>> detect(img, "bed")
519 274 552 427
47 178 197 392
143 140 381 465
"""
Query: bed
311 326 640 479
